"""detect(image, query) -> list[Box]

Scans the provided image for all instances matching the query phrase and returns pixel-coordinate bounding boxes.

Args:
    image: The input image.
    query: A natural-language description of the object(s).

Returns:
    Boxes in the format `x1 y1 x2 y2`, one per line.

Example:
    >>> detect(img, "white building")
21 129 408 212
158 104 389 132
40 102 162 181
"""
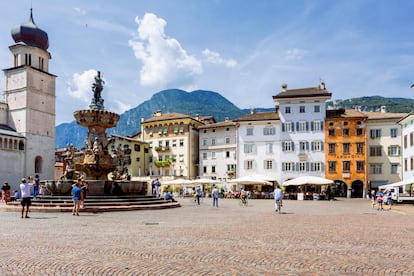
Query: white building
234 109 280 186
398 112 414 180
198 118 237 182
364 112 406 189
0 10 56 190
272 82 331 184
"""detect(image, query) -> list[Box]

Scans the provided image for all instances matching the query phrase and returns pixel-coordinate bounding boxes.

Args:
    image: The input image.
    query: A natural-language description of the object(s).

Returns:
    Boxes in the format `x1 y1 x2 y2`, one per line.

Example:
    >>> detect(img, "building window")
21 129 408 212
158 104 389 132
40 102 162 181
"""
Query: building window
404 135 408 148
411 132 414 146
202 139 207 146
244 144 255 154
211 138 216 145
356 143 364 154
312 162 322 172
411 157 414 170
342 128 350 136
282 162 294 172
246 127 253 136
311 141 323 151
356 128 363 136
370 129 382 139
342 161 351 172
211 152 216 159
179 139 184 147
298 162 306 172
299 141 308 152
225 137 230 144
134 144 141 151
299 106 305 113
328 143 336 154
282 141 294 152
212 166 216 173
314 105 320 113
285 106 291 114
179 154 184 163
328 129 335 136
264 160 273 170
391 164 398 174
311 121 322 131
370 164 382 174
390 128 398 138
297 121 308 132
342 143 350 155
203 166 207 173
245 160 254 170
172 139 177 147
282 122 294 132
226 151 230 158
404 158 408 171
266 143 273 154
356 161 364 172
328 161 336 173
369 146 382 156
263 127 276 136
388 145 400 156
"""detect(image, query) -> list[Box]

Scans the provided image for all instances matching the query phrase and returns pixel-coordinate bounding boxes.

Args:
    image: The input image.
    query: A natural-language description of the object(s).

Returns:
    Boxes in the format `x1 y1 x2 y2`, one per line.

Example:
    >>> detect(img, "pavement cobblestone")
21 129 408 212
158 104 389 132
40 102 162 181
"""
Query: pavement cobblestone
0 198 413 275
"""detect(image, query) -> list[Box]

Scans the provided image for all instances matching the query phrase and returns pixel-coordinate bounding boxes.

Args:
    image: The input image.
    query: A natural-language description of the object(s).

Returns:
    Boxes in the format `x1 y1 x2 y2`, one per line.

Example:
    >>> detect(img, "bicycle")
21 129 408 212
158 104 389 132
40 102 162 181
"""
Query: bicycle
275 199 282 214
239 196 248 206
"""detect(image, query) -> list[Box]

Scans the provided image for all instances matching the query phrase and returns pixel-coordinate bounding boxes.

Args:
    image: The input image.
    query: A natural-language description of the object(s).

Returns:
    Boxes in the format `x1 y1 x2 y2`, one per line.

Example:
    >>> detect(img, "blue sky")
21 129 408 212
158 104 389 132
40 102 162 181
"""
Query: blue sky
1 0 414 125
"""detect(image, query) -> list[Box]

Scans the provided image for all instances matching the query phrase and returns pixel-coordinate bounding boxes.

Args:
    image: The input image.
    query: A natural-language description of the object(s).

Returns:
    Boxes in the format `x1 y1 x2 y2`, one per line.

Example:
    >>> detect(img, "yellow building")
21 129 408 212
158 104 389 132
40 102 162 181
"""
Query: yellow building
141 110 205 179
108 134 151 178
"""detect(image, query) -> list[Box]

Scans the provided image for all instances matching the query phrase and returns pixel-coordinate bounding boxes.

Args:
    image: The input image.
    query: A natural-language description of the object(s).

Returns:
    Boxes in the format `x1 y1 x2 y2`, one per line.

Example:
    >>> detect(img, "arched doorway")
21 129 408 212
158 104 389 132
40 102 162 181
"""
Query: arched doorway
351 180 364 198
334 180 347 197
35 156 42 174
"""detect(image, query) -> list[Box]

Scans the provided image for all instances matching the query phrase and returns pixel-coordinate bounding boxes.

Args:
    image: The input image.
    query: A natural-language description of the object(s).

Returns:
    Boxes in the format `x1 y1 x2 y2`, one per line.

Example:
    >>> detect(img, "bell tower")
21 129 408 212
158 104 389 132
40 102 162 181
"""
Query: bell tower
3 9 56 179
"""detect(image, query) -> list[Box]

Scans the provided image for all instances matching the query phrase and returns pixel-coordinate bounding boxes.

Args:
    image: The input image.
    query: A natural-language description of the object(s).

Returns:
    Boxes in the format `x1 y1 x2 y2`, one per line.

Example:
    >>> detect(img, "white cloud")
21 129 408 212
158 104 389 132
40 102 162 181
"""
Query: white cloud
114 100 131 114
285 48 308 60
128 13 202 87
202 49 237 68
73 7 87 15
67 69 98 103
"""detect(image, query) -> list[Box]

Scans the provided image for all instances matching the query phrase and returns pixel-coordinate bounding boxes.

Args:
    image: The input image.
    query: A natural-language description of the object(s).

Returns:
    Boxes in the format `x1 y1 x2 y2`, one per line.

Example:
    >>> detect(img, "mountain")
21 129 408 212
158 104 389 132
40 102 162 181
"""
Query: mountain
326 96 414 113
56 89 248 148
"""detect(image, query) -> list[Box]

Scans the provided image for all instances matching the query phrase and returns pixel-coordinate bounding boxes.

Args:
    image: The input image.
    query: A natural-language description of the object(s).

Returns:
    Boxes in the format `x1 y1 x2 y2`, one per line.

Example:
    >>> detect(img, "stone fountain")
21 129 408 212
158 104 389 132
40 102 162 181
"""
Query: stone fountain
46 71 145 196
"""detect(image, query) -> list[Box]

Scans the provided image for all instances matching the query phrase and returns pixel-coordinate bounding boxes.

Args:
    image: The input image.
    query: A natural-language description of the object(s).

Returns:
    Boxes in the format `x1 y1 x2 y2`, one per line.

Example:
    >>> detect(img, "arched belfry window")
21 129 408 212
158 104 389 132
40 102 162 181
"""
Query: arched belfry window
35 156 42 174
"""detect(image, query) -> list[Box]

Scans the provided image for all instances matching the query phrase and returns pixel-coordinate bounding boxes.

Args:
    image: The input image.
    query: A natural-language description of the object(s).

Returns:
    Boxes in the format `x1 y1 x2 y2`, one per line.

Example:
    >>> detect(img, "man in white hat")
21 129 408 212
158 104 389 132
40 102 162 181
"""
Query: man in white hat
20 178 33 218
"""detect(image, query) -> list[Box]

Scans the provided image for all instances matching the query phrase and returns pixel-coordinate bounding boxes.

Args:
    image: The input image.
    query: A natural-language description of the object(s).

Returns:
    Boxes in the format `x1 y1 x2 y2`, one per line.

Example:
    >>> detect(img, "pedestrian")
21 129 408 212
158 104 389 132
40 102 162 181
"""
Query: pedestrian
196 186 202 205
154 178 160 198
71 179 83 216
387 190 393 210
274 185 284 212
20 178 33 218
371 190 376 208
376 190 384 211
212 185 219 208
33 174 40 200
1 181 11 204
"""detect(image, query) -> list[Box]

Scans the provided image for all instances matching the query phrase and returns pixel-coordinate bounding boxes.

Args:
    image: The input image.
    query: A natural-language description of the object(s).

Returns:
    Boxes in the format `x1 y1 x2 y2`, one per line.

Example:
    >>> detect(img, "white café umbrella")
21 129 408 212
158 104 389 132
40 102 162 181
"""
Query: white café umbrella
228 175 272 185
162 179 192 185
191 178 220 185
282 176 333 186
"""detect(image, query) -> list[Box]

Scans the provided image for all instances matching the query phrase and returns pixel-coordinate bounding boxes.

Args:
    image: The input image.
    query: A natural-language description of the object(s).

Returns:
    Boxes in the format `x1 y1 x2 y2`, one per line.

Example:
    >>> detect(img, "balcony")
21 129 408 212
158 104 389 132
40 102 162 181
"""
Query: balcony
154 146 170 152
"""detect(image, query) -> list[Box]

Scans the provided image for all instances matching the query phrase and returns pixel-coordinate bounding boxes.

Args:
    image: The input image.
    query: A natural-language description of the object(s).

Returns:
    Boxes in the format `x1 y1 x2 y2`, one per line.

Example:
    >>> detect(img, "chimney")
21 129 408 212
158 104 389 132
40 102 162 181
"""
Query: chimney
154 110 162 117
250 107 255 114
281 83 288 92
354 105 361 112
380 106 387 113
224 117 229 122
319 80 326 90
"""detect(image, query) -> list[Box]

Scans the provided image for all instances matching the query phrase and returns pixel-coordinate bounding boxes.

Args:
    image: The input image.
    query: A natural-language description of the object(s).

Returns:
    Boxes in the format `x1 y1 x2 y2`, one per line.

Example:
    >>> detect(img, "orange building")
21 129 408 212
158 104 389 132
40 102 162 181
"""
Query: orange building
325 109 368 198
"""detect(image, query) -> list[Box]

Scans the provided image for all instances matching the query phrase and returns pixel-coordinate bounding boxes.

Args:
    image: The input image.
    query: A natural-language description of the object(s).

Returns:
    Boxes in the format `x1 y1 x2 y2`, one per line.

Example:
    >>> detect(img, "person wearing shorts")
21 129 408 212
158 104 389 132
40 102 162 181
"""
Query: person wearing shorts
71 180 83 216
20 178 33 218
